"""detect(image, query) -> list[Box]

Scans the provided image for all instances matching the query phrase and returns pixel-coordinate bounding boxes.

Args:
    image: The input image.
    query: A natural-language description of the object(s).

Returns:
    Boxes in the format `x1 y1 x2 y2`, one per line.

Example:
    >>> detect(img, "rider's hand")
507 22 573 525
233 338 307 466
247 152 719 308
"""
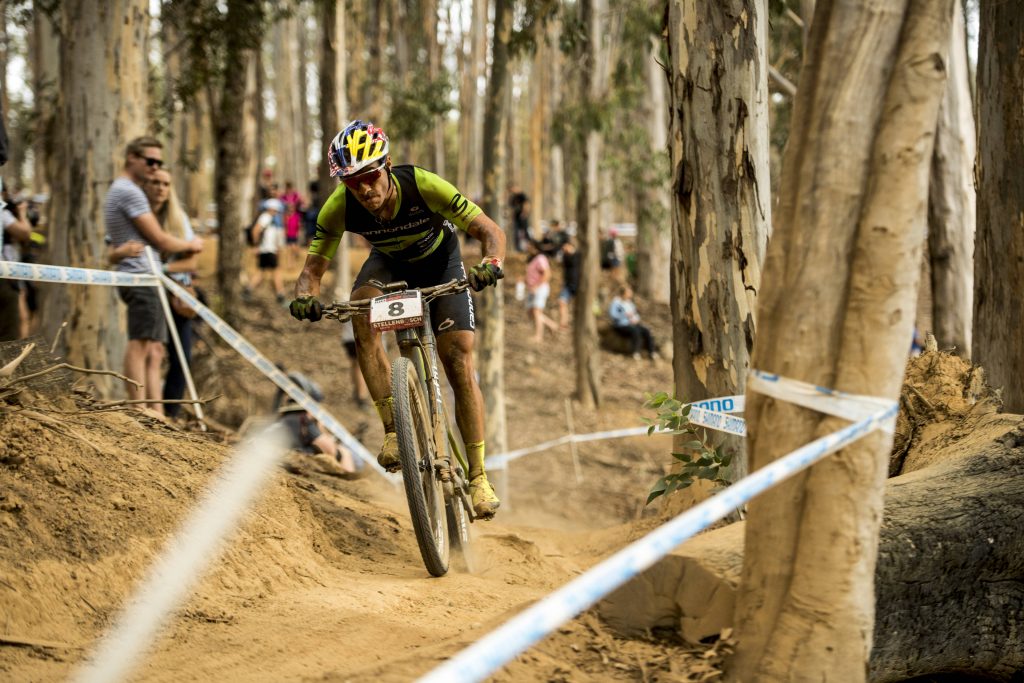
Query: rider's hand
468 258 503 292
289 295 323 321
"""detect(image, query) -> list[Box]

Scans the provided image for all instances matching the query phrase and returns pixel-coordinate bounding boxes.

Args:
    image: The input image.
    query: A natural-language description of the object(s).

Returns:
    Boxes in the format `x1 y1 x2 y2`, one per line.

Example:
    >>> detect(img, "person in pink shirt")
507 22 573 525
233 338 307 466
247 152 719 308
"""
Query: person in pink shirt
281 181 304 268
524 240 559 343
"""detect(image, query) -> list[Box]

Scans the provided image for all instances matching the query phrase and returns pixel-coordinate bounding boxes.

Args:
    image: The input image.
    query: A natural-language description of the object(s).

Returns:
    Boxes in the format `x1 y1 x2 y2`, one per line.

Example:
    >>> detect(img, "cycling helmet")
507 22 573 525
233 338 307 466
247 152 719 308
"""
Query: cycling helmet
328 120 390 177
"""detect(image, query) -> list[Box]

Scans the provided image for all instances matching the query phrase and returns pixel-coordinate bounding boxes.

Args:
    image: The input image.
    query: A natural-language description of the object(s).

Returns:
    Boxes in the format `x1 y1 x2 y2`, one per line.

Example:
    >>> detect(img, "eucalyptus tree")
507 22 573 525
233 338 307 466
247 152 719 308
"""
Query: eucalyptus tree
974 0 1024 412
43 0 149 386
928 5 975 358
163 0 273 327
730 0 955 679
666 0 770 484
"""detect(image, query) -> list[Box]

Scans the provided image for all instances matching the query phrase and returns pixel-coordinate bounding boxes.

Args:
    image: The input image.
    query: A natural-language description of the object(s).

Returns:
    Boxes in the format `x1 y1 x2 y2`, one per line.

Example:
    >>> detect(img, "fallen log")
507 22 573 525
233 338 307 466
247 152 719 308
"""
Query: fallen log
600 421 1024 681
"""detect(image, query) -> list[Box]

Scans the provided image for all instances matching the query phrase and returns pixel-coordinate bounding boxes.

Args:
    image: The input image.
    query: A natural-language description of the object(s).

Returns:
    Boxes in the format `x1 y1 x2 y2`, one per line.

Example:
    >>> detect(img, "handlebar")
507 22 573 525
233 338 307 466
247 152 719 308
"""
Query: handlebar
322 278 473 322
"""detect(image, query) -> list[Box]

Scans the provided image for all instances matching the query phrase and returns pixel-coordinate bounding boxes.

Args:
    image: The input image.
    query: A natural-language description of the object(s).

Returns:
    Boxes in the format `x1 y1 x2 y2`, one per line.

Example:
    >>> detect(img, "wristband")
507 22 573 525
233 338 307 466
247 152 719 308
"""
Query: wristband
481 256 502 269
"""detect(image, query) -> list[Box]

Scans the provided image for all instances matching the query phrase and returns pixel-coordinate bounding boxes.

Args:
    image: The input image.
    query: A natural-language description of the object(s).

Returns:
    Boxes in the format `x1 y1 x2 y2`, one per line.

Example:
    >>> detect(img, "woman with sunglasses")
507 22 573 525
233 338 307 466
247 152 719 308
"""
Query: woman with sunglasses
289 119 507 519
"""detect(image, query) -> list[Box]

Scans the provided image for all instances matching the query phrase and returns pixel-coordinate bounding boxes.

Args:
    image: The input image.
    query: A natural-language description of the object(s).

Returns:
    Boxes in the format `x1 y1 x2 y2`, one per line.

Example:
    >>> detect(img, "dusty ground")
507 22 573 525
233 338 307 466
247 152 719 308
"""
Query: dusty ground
0 244 994 682
0 245 726 682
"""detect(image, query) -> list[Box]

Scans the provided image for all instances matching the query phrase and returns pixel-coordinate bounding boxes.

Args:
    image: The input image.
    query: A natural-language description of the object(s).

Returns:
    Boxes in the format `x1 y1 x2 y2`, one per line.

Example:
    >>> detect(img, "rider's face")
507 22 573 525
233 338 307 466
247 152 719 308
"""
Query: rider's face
345 161 390 211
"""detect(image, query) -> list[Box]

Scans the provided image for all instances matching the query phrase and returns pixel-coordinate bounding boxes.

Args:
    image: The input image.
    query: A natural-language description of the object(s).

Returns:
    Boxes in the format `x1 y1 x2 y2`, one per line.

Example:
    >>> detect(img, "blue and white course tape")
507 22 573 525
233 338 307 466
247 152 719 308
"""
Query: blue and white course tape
0 260 159 287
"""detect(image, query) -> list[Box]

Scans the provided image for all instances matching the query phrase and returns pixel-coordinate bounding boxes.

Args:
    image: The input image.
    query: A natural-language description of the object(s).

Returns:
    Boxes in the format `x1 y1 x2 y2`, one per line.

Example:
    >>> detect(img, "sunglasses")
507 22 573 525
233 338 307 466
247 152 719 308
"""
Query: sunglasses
342 163 387 189
142 156 163 168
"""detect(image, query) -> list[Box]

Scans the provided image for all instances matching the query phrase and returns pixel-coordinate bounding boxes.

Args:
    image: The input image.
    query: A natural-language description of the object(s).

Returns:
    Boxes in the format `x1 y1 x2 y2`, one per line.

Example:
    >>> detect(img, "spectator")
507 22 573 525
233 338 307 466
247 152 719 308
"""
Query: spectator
539 218 567 260
144 168 199 419
524 240 558 344
273 369 363 478
248 198 286 302
608 284 659 361
600 227 625 281
303 180 321 246
0 183 32 341
558 238 580 330
105 136 203 414
507 182 530 252
281 180 304 269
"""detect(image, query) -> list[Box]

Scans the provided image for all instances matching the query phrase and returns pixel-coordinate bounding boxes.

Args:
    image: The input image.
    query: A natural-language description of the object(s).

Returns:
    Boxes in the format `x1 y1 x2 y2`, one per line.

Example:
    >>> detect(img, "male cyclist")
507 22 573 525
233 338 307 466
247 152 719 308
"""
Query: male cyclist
289 120 505 519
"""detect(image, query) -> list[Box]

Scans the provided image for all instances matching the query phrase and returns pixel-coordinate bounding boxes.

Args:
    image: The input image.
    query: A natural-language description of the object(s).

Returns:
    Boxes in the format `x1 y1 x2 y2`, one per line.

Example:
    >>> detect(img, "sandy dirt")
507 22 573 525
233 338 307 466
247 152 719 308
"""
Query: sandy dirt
0 245 988 682
0 246 729 682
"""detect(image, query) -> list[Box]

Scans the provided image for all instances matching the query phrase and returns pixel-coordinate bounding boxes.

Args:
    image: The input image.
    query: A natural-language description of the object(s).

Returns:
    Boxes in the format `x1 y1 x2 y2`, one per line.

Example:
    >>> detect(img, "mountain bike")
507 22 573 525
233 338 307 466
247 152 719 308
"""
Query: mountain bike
323 278 477 577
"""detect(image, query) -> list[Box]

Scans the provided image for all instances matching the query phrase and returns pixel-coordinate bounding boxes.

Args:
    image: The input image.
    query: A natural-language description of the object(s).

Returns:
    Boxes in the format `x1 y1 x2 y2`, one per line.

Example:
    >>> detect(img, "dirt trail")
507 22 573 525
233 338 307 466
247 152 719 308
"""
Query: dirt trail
1 248 707 681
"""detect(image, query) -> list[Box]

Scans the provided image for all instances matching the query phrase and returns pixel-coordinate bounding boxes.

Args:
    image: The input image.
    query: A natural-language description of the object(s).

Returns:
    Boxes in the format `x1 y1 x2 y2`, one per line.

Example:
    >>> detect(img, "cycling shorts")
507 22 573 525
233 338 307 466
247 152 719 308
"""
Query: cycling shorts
352 234 474 336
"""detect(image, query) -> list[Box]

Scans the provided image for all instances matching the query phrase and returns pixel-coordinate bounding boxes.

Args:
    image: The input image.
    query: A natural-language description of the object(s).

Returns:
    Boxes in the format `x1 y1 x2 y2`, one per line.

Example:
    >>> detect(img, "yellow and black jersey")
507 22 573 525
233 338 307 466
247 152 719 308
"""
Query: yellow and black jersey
310 165 482 263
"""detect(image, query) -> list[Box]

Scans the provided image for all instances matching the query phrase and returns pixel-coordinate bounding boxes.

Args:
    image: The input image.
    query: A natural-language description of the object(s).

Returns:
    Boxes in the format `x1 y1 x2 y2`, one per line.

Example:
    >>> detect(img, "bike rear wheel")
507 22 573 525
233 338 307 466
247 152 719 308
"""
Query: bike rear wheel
392 356 450 577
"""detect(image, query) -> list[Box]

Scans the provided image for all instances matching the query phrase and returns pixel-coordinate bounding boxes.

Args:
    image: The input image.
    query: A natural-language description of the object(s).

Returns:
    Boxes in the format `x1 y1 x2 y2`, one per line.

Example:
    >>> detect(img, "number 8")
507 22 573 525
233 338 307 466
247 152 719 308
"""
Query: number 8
389 301 405 317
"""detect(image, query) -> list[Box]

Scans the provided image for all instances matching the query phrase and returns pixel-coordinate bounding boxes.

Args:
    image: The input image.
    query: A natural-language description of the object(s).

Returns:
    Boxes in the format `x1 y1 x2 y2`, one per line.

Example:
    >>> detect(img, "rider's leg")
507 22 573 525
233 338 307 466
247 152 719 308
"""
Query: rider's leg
351 284 401 470
438 330 499 517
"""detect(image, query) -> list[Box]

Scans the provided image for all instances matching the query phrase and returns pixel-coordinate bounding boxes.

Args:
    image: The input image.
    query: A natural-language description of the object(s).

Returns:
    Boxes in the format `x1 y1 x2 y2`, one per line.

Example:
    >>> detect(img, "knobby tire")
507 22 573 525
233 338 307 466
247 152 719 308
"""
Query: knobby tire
392 356 450 577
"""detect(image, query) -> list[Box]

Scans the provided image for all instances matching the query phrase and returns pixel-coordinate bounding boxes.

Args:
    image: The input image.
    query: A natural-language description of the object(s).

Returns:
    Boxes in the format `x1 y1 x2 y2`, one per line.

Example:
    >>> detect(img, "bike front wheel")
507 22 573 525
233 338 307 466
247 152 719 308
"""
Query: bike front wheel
392 356 450 577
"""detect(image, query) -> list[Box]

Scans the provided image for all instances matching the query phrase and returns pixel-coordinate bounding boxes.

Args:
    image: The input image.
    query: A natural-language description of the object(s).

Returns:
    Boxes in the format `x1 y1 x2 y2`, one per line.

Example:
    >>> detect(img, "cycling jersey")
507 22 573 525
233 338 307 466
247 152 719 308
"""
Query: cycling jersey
310 165 482 263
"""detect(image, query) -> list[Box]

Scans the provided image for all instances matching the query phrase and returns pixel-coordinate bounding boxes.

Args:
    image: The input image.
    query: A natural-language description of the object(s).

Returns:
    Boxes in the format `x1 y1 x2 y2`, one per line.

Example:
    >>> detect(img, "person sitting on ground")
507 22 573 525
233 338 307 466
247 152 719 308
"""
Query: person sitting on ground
248 198 286 303
608 284 659 361
105 136 203 414
524 239 559 344
273 369 363 478
289 119 506 518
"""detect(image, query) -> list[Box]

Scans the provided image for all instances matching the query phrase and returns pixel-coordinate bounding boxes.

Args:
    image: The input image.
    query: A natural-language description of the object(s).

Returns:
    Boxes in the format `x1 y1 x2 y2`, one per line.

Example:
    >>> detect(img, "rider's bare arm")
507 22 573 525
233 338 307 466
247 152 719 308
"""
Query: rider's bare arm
295 253 332 298
465 214 507 262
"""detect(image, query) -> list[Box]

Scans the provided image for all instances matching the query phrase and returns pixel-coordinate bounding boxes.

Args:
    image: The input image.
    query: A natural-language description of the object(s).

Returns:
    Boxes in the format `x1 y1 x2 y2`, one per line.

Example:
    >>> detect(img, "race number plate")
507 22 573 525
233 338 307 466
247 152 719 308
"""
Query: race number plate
369 290 424 331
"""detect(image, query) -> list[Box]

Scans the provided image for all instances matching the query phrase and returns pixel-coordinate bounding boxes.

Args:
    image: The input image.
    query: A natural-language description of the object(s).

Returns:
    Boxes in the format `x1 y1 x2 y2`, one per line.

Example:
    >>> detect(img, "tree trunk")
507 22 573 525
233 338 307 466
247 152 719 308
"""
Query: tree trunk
573 0 606 410
546 18 565 225
601 421 1024 682
666 0 770 472
318 0 350 299
974 0 1024 414
29 2 59 196
731 1 954 680
424 0 445 175
296 4 311 189
634 36 671 305
479 0 513 459
44 0 149 395
213 0 261 330
928 6 975 359
467 0 487 200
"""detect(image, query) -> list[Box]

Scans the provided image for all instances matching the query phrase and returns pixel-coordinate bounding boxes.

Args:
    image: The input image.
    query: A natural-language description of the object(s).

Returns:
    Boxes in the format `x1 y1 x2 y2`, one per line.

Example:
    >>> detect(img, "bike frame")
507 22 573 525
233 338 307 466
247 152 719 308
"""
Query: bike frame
393 302 471 490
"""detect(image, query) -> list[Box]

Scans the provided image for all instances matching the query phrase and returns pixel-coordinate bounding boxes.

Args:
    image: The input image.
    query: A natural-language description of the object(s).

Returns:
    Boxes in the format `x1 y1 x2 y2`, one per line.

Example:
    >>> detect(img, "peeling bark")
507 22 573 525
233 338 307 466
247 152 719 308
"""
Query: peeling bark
666 0 770 481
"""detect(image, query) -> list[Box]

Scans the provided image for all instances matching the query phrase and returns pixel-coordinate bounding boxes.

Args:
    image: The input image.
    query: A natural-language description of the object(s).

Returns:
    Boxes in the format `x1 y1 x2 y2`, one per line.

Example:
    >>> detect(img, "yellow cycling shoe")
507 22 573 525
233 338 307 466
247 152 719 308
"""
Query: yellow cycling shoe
377 432 400 472
469 474 500 519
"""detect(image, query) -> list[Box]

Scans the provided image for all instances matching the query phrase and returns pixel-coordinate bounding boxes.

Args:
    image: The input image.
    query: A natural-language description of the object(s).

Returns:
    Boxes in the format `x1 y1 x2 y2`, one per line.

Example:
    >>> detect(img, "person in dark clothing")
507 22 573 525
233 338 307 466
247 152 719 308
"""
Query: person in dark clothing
507 182 530 252
558 238 580 330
